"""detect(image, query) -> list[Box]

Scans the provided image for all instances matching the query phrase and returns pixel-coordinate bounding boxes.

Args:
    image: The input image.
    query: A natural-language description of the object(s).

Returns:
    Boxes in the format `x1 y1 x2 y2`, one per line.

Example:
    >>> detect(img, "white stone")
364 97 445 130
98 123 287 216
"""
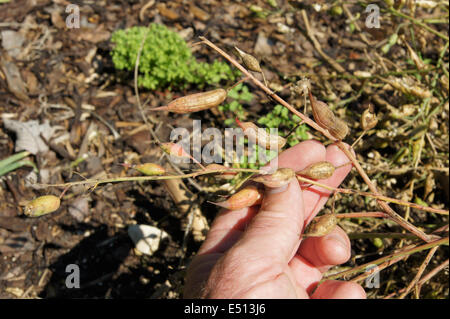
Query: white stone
128 224 169 256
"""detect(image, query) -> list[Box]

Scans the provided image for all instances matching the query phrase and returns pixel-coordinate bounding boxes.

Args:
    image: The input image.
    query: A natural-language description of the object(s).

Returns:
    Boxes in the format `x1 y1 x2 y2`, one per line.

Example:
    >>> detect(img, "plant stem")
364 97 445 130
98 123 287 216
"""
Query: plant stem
398 246 439 299
324 237 448 281
389 7 449 41
37 168 263 188
348 232 420 240
296 175 448 215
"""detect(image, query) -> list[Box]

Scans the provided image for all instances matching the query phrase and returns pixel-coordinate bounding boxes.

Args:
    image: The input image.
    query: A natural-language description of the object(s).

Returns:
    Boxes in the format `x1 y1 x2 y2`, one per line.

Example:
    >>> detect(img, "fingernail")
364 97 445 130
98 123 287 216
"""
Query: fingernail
327 233 348 250
265 183 289 195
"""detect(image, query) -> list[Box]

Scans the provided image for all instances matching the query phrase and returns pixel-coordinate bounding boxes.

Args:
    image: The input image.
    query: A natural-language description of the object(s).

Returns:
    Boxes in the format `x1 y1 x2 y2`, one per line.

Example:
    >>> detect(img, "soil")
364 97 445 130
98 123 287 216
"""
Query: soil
0 0 448 299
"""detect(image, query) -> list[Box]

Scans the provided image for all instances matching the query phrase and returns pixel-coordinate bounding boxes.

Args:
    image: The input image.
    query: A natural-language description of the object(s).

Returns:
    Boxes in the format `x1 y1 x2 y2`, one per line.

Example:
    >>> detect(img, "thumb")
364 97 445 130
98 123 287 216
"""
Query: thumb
232 178 305 265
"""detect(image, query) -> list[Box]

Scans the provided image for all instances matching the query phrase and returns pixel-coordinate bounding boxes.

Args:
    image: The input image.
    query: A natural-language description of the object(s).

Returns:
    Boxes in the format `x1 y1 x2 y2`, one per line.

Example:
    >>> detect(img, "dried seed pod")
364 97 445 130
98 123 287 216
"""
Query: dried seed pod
291 77 311 97
384 77 432 99
161 142 205 169
234 47 262 73
297 161 335 180
404 41 426 70
303 214 338 237
205 164 237 180
308 90 337 129
134 163 166 176
24 195 61 217
210 185 264 210
308 90 348 140
149 89 227 114
328 117 349 140
160 142 190 158
252 167 295 188
361 104 378 131
235 118 286 150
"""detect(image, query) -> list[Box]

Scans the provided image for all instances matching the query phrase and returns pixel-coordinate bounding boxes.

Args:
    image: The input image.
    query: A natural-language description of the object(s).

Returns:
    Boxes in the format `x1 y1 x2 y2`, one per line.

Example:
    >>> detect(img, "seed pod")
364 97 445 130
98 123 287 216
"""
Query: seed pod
252 167 295 188
328 117 349 140
234 47 262 73
308 91 337 129
404 41 426 70
297 161 335 180
24 195 61 217
361 104 378 131
160 142 190 158
292 77 311 97
308 90 348 140
150 89 227 114
205 164 237 180
134 163 166 176
303 214 338 237
235 118 286 150
210 185 264 210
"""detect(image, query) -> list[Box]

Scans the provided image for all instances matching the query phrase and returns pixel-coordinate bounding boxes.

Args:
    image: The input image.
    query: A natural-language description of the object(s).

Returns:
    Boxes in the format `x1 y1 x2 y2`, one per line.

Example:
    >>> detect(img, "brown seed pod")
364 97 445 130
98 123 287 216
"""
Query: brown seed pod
308 90 348 140
292 77 311 97
235 118 286 150
234 47 262 73
204 164 237 180
210 185 264 210
24 195 61 217
134 163 166 176
303 214 338 237
328 117 349 140
149 89 227 114
361 104 378 131
160 142 190 158
252 167 295 188
297 161 335 180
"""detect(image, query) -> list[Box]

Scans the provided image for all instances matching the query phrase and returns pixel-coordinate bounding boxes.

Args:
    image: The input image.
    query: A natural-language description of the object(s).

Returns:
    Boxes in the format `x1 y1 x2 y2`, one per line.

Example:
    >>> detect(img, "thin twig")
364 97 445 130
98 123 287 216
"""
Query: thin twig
324 237 448 281
296 175 448 215
398 246 439 299
36 168 263 188
198 36 435 242
389 7 449 41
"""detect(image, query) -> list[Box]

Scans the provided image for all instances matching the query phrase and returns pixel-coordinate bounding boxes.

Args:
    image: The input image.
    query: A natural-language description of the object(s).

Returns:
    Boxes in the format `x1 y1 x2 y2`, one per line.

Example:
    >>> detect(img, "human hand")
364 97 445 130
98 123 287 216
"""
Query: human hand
184 140 366 298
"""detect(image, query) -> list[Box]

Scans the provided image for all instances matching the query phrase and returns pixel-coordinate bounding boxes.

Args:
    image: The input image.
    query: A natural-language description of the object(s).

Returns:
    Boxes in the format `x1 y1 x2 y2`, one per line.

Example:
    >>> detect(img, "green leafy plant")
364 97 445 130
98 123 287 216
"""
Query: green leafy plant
0 151 37 176
219 83 254 125
110 24 238 90
258 104 309 147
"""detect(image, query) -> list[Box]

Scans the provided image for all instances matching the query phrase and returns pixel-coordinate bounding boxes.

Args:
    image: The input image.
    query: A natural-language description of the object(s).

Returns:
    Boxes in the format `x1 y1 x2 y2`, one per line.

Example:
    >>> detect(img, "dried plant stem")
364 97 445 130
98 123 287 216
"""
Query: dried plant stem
199 36 436 242
414 259 449 297
348 232 420 240
336 143 435 242
200 37 438 242
37 168 262 188
296 176 448 215
336 212 389 219
384 259 449 299
300 10 347 74
398 246 439 299
388 7 449 41
324 237 448 281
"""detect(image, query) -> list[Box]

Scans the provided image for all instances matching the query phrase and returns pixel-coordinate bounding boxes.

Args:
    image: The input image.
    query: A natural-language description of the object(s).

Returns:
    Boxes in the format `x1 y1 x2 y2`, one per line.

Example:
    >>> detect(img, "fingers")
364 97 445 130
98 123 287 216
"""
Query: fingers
297 226 351 272
198 206 259 254
310 280 366 299
184 253 223 298
197 140 327 256
231 177 304 265
304 143 354 223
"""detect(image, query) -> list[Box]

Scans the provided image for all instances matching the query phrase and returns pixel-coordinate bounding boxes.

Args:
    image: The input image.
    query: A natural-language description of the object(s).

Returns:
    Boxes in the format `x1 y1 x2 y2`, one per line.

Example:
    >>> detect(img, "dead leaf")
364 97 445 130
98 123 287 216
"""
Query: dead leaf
0 54 29 101
2 117 59 155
